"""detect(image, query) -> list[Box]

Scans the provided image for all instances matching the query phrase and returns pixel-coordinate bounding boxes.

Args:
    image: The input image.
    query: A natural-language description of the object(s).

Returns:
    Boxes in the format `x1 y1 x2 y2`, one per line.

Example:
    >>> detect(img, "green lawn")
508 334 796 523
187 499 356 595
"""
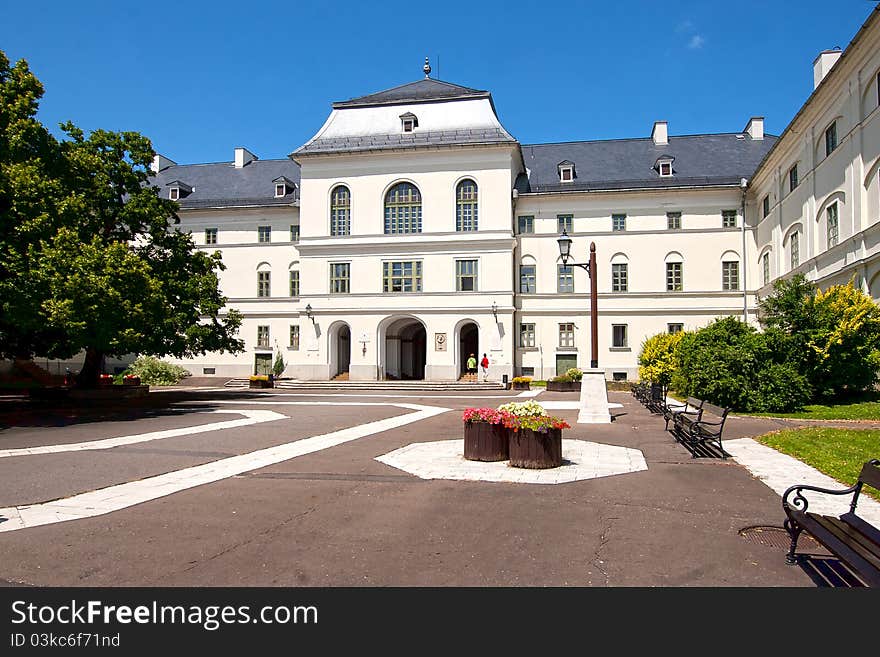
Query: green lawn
744 398 880 420
756 427 880 501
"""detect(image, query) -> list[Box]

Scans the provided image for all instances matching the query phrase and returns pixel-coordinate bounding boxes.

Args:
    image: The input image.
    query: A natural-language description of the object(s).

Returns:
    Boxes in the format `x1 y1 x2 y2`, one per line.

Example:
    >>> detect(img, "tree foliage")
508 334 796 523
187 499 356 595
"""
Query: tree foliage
0 49 244 385
638 331 685 386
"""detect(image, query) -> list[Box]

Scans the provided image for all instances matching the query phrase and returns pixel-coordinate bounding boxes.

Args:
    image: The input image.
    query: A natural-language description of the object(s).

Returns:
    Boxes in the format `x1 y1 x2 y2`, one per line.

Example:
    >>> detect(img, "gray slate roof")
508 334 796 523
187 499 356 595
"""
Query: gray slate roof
294 127 516 156
148 159 301 209
517 133 778 193
332 78 489 108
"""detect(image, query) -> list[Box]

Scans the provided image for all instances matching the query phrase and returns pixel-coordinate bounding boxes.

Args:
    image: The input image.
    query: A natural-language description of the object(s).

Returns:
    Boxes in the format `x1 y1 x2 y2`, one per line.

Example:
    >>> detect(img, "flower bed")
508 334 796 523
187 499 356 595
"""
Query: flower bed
505 414 571 469
510 376 531 390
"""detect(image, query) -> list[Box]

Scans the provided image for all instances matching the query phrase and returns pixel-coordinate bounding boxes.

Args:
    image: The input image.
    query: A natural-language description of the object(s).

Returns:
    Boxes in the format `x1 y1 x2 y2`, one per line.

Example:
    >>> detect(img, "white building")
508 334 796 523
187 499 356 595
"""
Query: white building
149 7 880 382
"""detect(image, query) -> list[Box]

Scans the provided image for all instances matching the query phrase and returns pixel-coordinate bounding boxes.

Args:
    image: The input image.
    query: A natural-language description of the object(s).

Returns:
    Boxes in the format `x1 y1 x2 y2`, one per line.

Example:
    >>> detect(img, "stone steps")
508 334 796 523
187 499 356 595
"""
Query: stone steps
223 378 506 391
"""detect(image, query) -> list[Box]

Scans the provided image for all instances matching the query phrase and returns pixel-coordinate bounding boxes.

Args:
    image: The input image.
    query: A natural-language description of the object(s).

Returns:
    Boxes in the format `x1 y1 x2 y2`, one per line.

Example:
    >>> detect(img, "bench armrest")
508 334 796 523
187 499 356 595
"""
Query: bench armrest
782 482 859 516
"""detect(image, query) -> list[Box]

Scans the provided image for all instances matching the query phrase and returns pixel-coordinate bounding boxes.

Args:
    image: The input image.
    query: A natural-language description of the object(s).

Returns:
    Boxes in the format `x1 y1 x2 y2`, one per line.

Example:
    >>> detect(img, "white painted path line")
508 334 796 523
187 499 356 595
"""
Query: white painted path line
725 438 880 525
221 392 536 400
0 410 287 458
0 402 449 533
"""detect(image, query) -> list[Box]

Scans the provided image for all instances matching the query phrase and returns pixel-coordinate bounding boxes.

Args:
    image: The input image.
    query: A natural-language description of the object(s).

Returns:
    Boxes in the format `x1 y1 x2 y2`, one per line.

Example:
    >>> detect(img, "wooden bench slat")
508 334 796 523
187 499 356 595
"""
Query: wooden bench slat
857 461 880 492
809 514 880 573
841 512 880 548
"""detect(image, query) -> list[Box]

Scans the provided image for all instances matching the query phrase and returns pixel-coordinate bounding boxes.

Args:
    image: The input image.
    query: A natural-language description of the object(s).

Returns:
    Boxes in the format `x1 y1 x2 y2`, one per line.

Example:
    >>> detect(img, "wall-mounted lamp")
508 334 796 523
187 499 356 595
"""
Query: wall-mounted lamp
305 303 314 324
491 301 498 321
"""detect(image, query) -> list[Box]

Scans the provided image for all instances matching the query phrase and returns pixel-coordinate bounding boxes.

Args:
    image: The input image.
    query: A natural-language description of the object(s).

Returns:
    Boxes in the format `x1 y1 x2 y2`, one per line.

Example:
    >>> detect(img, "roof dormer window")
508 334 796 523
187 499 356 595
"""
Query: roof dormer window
400 112 418 133
275 184 286 198
166 180 193 201
655 156 675 178
557 160 575 183
272 176 296 199
169 187 180 201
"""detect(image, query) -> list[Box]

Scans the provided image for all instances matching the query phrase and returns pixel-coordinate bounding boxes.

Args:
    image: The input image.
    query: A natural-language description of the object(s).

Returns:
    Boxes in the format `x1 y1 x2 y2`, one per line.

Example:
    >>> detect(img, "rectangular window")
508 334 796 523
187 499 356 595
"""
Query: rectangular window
455 259 478 292
825 122 838 156
613 372 627 381
722 261 739 291
762 253 770 286
558 323 575 348
258 225 271 243
612 324 628 348
612 214 626 231
275 184 286 198
827 203 839 248
517 215 534 234
667 212 681 230
289 270 299 297
290 225 300 242
789 165 799 193
667 323 683 334
203 367 215 375
383 261 422 293
557 264 574 293
520 323 535 348
520 265 536 293
257 325 270 348
521 367 535 377
169 188 180 201
289 325 300 350
257 271 271 297
611 263 628 292
762 196 770 218
557 214 573 234
205 227 218 245
330 263 350 294
722 210 737 228
790 232 800 269
666 262 682 291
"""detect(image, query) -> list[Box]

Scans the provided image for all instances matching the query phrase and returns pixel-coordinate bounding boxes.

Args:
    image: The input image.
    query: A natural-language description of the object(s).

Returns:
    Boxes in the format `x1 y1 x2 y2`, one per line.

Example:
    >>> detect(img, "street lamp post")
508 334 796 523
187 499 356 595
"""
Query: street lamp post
557 230 610 423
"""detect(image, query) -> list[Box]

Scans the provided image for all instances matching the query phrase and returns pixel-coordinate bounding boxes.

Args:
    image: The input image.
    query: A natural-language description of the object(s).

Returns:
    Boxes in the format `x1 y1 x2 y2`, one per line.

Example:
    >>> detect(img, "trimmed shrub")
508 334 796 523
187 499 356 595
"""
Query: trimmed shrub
127 356 191 386
552 374 573 383
638 331 685 385
754 363 810 413
565 368 583 382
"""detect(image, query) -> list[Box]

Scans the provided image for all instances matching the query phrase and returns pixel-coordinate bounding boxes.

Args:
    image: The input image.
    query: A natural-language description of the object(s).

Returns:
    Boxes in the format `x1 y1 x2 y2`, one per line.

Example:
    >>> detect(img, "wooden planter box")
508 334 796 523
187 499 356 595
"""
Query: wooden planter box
122 376 141 386
511 382 531 390
249 379 273 389
509 428 563 469
463 421 509 462
546 381 581 392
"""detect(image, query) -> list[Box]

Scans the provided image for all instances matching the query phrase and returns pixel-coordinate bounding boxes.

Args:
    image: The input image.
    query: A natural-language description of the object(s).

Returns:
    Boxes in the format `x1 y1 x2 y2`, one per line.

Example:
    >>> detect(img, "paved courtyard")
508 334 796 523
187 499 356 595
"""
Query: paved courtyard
0 387 866 586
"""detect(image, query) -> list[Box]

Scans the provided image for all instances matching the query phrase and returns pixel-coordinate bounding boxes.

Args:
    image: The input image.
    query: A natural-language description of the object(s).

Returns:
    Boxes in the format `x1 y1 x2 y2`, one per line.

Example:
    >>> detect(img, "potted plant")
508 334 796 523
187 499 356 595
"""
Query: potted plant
461 407 511 461
547 373 573 391
98 373 114 386
511 376 532 390
504 413 571 469
249 374 274 389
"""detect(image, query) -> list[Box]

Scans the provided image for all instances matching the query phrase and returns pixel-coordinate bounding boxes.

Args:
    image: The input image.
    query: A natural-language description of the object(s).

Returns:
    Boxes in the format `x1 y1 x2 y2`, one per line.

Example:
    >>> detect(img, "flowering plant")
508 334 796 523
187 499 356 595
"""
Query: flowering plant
462 407 510 424
497 400 547 418
511 376 532 384
504 414 571 433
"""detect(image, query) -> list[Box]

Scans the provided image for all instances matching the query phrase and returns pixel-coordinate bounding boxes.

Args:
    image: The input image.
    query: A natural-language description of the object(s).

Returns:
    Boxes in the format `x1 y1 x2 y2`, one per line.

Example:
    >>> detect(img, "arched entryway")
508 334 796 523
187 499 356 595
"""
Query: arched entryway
329 322 351 379
457 320 479 378
379 316 427 380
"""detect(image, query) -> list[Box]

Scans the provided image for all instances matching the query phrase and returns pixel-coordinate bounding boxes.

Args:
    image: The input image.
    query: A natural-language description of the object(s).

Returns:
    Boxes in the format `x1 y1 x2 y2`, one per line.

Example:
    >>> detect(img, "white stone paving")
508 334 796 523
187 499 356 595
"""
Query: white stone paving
0 409 287 458
376 439 647 485
0 401 449 533
725 438 880 525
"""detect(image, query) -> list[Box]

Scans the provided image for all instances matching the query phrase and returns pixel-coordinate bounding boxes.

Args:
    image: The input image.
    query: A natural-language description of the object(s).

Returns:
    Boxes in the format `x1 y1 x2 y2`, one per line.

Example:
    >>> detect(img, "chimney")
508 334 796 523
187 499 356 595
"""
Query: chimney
234 147 258 168
813 49 842 89
150 154 176 173
744 117 764 141
652 121 668 146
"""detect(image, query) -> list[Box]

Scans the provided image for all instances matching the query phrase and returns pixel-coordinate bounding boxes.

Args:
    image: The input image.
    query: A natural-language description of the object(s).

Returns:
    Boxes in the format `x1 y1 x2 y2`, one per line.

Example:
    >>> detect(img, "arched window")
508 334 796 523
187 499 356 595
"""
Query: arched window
456 179 478 231
384 182 422 234
664 252 683 292
330 185 350 237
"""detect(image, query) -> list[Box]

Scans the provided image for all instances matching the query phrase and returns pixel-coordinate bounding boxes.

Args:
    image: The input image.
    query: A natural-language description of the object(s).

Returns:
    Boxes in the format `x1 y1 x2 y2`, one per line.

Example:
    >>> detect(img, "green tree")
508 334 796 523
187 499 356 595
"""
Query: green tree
0 50 244 386
638 331 684 386
273 350 285 378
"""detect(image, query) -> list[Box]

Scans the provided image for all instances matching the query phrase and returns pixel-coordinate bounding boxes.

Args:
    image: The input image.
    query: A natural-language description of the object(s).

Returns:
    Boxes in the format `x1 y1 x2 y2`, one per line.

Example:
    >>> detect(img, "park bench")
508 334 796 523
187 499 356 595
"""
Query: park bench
782 459 880 587
643 383 667 414
674 401 730 458
664 396 703 432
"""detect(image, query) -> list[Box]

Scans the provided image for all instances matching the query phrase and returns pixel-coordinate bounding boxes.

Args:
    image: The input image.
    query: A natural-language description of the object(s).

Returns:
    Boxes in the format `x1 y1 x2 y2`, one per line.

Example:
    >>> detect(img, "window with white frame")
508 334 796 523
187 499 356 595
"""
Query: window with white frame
612 324 628 348
330 262 350 293
667 323 683 334
456 180 478 232
257 271 271 297
762 252 770 286
205 227 217 245
558 323 575 348
289 325 300 350
258 225 271 243
169 187 180 201
667 212 681 230
825 121 838 156
257 325 270 348
611 263 628 292
289 270 299 297
383 261 422 293
658 160 673 177
557 264 574 293
827 203 839 248
722 210 737 228
559 165 574 182
557 214 573 233
722 261 739 291
666 261 683 291
517 215 534 234
384 182 422 234
330 185 350 237
612 214 626 231
275 183 286 198
455 259 478 291
790 232 800 269
520 323 535 348
520 264 536 293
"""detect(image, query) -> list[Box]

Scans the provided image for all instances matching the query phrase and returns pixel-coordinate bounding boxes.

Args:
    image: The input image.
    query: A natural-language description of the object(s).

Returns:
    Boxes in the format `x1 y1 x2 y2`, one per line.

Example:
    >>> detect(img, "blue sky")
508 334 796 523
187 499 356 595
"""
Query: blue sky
2 1 876 163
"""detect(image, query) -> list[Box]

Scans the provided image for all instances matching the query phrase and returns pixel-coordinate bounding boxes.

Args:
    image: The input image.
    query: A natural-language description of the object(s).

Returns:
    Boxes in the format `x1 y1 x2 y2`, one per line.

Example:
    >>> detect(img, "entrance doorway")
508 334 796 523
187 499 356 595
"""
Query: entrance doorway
254 353 272 376
556 354 578 377
459 322 479 376
333 324 351 378
381 317 426 380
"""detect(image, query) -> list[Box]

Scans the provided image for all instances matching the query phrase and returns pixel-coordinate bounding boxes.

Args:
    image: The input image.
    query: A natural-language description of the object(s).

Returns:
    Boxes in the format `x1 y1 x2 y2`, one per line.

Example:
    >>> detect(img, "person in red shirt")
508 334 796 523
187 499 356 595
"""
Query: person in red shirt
480 353 489 381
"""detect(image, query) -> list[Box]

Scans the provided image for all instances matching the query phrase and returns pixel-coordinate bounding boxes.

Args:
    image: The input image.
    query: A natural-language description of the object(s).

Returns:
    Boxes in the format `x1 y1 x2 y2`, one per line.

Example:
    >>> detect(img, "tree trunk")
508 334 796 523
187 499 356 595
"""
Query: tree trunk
77 347 104 388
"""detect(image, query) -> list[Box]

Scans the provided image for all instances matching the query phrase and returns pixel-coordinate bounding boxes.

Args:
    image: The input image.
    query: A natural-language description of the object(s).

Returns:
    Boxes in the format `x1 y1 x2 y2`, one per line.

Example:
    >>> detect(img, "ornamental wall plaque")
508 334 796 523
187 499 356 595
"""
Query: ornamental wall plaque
435 332 447 351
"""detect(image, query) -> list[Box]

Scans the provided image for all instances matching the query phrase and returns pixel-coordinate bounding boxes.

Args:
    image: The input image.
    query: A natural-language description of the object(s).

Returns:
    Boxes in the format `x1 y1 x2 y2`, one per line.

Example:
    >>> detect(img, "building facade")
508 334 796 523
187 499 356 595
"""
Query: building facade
148 8 880 382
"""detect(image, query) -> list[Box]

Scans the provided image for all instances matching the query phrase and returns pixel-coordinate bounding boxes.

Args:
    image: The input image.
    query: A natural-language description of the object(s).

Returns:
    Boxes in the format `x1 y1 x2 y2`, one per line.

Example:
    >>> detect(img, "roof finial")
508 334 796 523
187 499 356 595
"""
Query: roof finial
423 57 431 78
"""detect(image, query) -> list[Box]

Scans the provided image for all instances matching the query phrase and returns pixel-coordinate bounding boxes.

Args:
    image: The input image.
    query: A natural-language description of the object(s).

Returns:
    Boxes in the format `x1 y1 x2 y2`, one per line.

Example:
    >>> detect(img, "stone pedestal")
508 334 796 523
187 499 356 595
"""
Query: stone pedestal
577 369 612 424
